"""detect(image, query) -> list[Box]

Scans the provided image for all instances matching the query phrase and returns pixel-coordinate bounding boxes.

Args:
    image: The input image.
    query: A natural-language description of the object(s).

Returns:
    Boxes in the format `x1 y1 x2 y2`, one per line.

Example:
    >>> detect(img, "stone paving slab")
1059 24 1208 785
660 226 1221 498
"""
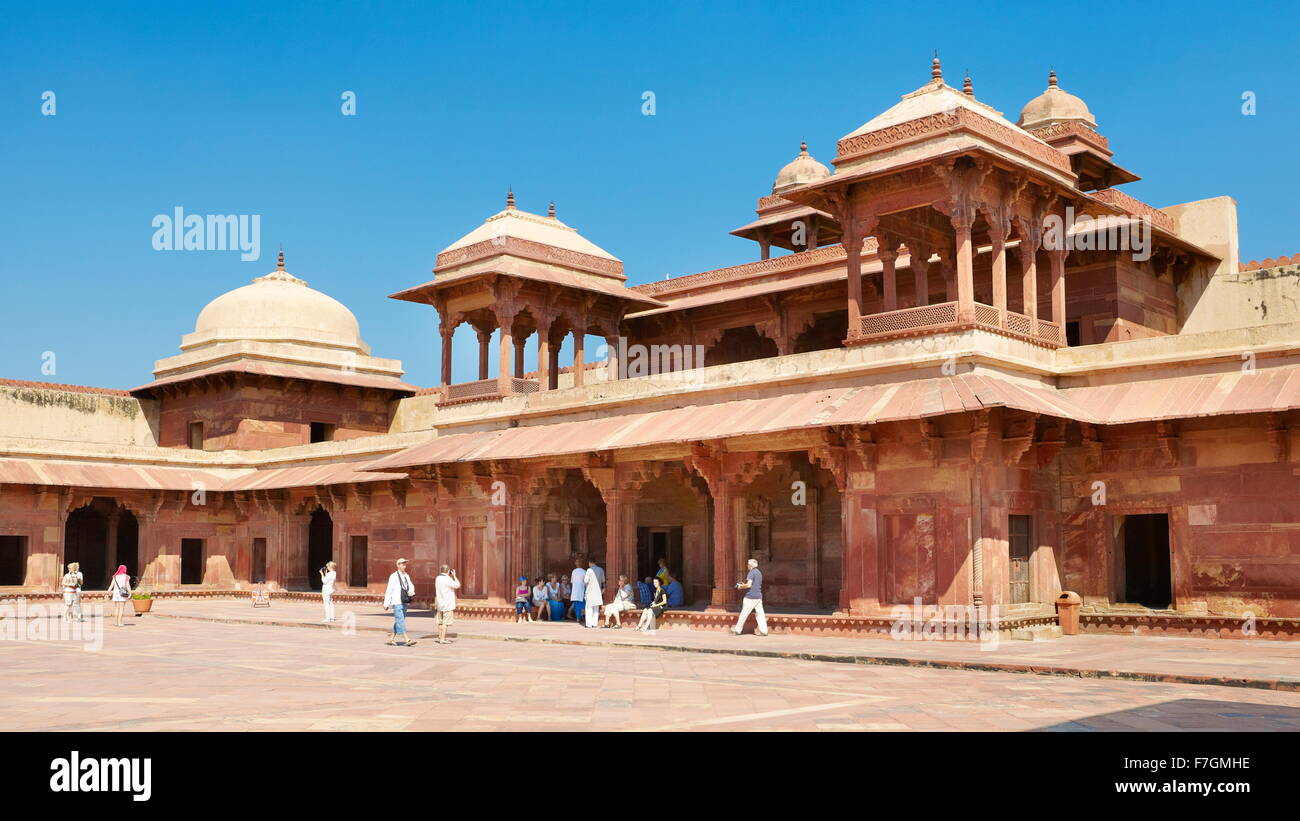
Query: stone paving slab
4 611 1300 732
140 598 1300 692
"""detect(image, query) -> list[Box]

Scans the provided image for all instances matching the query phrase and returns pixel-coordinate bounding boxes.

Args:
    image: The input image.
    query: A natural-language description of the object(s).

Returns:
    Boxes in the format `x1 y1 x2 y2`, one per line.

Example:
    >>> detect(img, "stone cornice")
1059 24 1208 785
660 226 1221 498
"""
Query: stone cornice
632 242 875 298
435 235 624 278
835 108 1074 177
1026 120 1110 154
1089 189 1176 233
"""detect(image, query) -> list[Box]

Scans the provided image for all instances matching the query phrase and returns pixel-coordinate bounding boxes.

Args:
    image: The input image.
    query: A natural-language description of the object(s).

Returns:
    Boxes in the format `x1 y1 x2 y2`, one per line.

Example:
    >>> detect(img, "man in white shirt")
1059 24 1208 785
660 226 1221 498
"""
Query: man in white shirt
434 565 461 645
569 558 586 625
588 560 605 591
382 558 417 647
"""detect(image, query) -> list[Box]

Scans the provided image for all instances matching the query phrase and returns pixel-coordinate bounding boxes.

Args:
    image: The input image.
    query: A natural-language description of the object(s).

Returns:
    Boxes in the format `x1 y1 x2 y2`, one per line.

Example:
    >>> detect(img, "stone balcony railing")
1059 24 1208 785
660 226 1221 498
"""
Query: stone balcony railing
437 376 540 406
852 301 1064 347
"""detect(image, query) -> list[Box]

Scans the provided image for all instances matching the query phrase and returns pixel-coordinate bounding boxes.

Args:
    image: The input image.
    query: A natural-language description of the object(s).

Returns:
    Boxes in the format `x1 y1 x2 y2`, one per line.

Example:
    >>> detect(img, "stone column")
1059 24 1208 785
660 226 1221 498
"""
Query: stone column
476 328 491 381
572 329 585 387
911 244 930 307
1016 218 1040 321
496 311 516 395
990 218 1008 326
548 341 560 390
536 317 552 392
844 228 864 334
513 335 526 379
439 327 454 387
604 334 620 382
879 239 899 312
951 205 976 323
1049 248 1068 334
602 487 637 600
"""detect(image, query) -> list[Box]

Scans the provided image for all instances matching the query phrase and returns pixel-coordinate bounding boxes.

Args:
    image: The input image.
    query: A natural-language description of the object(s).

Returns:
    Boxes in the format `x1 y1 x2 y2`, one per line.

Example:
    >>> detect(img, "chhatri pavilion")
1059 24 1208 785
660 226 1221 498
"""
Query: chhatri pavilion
3 60 1299 638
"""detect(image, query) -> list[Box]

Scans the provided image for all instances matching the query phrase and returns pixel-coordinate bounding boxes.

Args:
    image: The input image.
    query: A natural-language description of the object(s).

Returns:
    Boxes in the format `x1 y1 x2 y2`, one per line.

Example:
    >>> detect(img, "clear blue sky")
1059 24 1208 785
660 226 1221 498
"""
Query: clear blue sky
3 0 1297 389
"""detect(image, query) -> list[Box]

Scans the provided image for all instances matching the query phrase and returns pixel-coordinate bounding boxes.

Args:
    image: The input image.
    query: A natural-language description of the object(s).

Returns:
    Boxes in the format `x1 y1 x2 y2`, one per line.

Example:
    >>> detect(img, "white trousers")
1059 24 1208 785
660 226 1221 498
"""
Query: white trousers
585 604 600 627
323 592 335 621
735 597 768 635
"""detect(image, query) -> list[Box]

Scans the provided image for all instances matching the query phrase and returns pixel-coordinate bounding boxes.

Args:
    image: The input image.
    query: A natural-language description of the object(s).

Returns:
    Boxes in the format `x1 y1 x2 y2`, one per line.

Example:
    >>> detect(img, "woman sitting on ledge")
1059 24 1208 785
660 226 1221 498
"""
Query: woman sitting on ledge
634 577 667 633
602 574 636 628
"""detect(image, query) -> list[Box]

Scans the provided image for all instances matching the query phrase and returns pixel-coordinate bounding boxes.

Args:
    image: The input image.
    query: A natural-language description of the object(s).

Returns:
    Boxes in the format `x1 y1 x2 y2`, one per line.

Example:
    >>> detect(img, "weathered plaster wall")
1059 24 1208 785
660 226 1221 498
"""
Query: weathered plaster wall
0 384 157 446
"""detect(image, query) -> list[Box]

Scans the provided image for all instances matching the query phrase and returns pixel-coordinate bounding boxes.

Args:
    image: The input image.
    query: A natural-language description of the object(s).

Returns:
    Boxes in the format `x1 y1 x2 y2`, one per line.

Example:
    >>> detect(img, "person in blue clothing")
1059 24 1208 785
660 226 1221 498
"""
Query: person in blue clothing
637 576 654 607
732 558 769 636
665 575 685 608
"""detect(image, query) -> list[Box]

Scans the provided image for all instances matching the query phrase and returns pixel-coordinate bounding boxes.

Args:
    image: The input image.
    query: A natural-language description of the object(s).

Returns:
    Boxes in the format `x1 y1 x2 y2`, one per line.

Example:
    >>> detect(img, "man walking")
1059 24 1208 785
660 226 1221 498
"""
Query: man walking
733 558 769 636
569 557 586 625
434 564 461 645
383 558 417 647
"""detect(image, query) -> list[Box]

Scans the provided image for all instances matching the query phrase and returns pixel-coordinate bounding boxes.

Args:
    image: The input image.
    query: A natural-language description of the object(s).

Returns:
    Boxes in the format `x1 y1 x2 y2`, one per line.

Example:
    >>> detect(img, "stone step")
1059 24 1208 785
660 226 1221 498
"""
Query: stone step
1009 625 1063 641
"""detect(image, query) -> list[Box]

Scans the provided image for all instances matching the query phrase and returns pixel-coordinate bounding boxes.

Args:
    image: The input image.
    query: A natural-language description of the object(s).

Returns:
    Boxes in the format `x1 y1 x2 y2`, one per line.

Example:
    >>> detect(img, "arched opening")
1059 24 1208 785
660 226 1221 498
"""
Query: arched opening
793 311 849 354
704 326 779 367
307 508 333 590
534 471 607 579
64 499 141 590
634 466 711 604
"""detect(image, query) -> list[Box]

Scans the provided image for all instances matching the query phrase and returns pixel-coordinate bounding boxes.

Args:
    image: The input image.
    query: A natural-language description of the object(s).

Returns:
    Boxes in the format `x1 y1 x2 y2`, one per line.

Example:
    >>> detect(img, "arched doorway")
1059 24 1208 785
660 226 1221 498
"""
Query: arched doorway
307 508 333 590
65 501 141 590
65 505 109 589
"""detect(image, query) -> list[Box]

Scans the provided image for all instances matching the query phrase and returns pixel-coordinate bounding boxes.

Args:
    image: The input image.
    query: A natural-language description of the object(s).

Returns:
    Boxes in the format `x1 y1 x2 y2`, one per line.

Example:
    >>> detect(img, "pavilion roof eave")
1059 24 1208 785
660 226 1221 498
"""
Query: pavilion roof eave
780 145 1078 215
389 261 667 311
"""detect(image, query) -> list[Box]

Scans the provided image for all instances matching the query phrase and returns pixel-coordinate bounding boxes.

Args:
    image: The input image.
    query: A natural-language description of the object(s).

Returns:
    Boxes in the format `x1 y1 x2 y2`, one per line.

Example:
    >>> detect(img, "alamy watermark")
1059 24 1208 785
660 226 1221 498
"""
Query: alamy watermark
598 337 707 384
151 207 260 261
0 598 103 651
890 598 1002 650
1043 206 1151 263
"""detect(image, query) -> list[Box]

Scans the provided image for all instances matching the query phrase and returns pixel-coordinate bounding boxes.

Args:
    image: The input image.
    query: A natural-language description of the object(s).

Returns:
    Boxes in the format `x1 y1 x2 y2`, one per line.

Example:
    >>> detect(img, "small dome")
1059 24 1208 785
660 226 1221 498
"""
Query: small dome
191 252 365 353
1018 70 1096 131
772 141 830 194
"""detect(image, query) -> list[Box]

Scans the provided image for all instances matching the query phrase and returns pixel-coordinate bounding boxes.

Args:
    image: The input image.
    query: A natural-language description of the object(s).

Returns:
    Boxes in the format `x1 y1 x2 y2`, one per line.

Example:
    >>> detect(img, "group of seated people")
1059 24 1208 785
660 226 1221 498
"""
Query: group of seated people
519 557 685 632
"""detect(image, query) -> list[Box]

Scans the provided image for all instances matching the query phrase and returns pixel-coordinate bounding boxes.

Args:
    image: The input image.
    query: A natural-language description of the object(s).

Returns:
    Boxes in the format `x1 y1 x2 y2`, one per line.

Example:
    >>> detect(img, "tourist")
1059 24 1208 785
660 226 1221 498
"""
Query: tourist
435 564 461 645
61 562 84 622
665 575 685 607
532 576 549 621
635 577 667 633
515 575 534 624
588 558 605 589
382 557 417 647
569 558 586 624
108 564 131 627
655 558 670 586
733 558 769 637
319 560 337 623
637 576 653 606
583 561 603 627
546 573 564 621
602 574 636 628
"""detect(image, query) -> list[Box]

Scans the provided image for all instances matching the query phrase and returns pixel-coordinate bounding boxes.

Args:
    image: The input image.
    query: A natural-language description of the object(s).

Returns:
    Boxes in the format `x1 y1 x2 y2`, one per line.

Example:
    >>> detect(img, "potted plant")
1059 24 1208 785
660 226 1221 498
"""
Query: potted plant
131 591 153 615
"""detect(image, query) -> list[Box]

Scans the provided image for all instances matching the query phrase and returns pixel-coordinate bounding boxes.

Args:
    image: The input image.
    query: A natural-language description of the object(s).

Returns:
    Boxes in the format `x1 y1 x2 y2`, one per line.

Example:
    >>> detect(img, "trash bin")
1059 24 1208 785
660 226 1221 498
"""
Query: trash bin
1056 591 1082 635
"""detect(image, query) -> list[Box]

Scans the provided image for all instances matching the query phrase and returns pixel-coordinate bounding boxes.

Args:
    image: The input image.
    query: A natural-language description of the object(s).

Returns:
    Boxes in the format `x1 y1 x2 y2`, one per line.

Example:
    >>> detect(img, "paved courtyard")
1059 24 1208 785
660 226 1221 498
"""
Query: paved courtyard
3 602 1300 731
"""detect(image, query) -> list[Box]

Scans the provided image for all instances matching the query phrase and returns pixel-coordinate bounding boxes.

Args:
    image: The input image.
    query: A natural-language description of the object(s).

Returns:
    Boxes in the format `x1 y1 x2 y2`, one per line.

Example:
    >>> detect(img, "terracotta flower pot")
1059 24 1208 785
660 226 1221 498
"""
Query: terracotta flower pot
132 598 154 615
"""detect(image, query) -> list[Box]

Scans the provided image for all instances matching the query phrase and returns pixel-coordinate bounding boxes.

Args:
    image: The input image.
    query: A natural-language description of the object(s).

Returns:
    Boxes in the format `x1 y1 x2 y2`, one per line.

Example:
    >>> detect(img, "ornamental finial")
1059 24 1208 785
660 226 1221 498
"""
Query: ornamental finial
276 247 284 270
963 72 974 97
931 51 942 81
1048 68 1058 88
548 201 555 218
506 187 515 209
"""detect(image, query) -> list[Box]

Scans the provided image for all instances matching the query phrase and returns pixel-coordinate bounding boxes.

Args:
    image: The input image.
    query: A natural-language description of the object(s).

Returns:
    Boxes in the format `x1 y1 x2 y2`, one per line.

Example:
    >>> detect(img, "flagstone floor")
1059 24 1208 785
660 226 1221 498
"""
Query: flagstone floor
2 602 1299 731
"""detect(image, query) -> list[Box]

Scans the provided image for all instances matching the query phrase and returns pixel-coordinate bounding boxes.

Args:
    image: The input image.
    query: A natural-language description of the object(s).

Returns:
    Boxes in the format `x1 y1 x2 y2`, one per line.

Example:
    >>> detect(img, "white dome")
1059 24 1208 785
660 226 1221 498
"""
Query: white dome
1018 70 1096 132
189 255 366 353
772 141 830 194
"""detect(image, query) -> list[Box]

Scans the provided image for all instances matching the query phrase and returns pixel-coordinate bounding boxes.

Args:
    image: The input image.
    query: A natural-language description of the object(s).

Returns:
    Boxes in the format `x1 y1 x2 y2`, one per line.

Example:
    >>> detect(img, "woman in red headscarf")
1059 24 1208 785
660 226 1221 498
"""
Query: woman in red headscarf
108 564 132 627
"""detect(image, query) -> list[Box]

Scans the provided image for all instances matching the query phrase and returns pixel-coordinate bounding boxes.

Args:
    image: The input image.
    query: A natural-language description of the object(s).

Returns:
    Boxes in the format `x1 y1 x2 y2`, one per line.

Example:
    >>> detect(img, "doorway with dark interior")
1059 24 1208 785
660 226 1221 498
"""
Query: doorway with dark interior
308 508 333 590
180 538 204 584
251 537 267 584
0 536 26 586
65 504 109 589
636 526 683 588
1117 513 1172 609
349 535 368 588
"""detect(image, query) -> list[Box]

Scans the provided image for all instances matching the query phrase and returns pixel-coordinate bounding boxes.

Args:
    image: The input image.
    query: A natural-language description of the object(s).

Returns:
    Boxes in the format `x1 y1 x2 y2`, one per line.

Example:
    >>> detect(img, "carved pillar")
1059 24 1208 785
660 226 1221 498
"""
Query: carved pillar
843 219 864 334
572 328 585 387
536 316 553 392
758 227 771 261
879 236 900 312
1049 248 1068 333
605 333 620 382
910 243 930 307
513 335 526 379
476 328 491 381
1016 217 1041 321
951 204 977 322
495 308 518 395
548 335 561 390
988 208 1010 326
440 326 455 387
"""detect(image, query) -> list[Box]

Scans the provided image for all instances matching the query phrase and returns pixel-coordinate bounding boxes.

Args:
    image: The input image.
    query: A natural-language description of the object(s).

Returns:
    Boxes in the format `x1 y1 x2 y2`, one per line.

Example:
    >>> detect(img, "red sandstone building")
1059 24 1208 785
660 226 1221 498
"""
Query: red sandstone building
2 63 1298 638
